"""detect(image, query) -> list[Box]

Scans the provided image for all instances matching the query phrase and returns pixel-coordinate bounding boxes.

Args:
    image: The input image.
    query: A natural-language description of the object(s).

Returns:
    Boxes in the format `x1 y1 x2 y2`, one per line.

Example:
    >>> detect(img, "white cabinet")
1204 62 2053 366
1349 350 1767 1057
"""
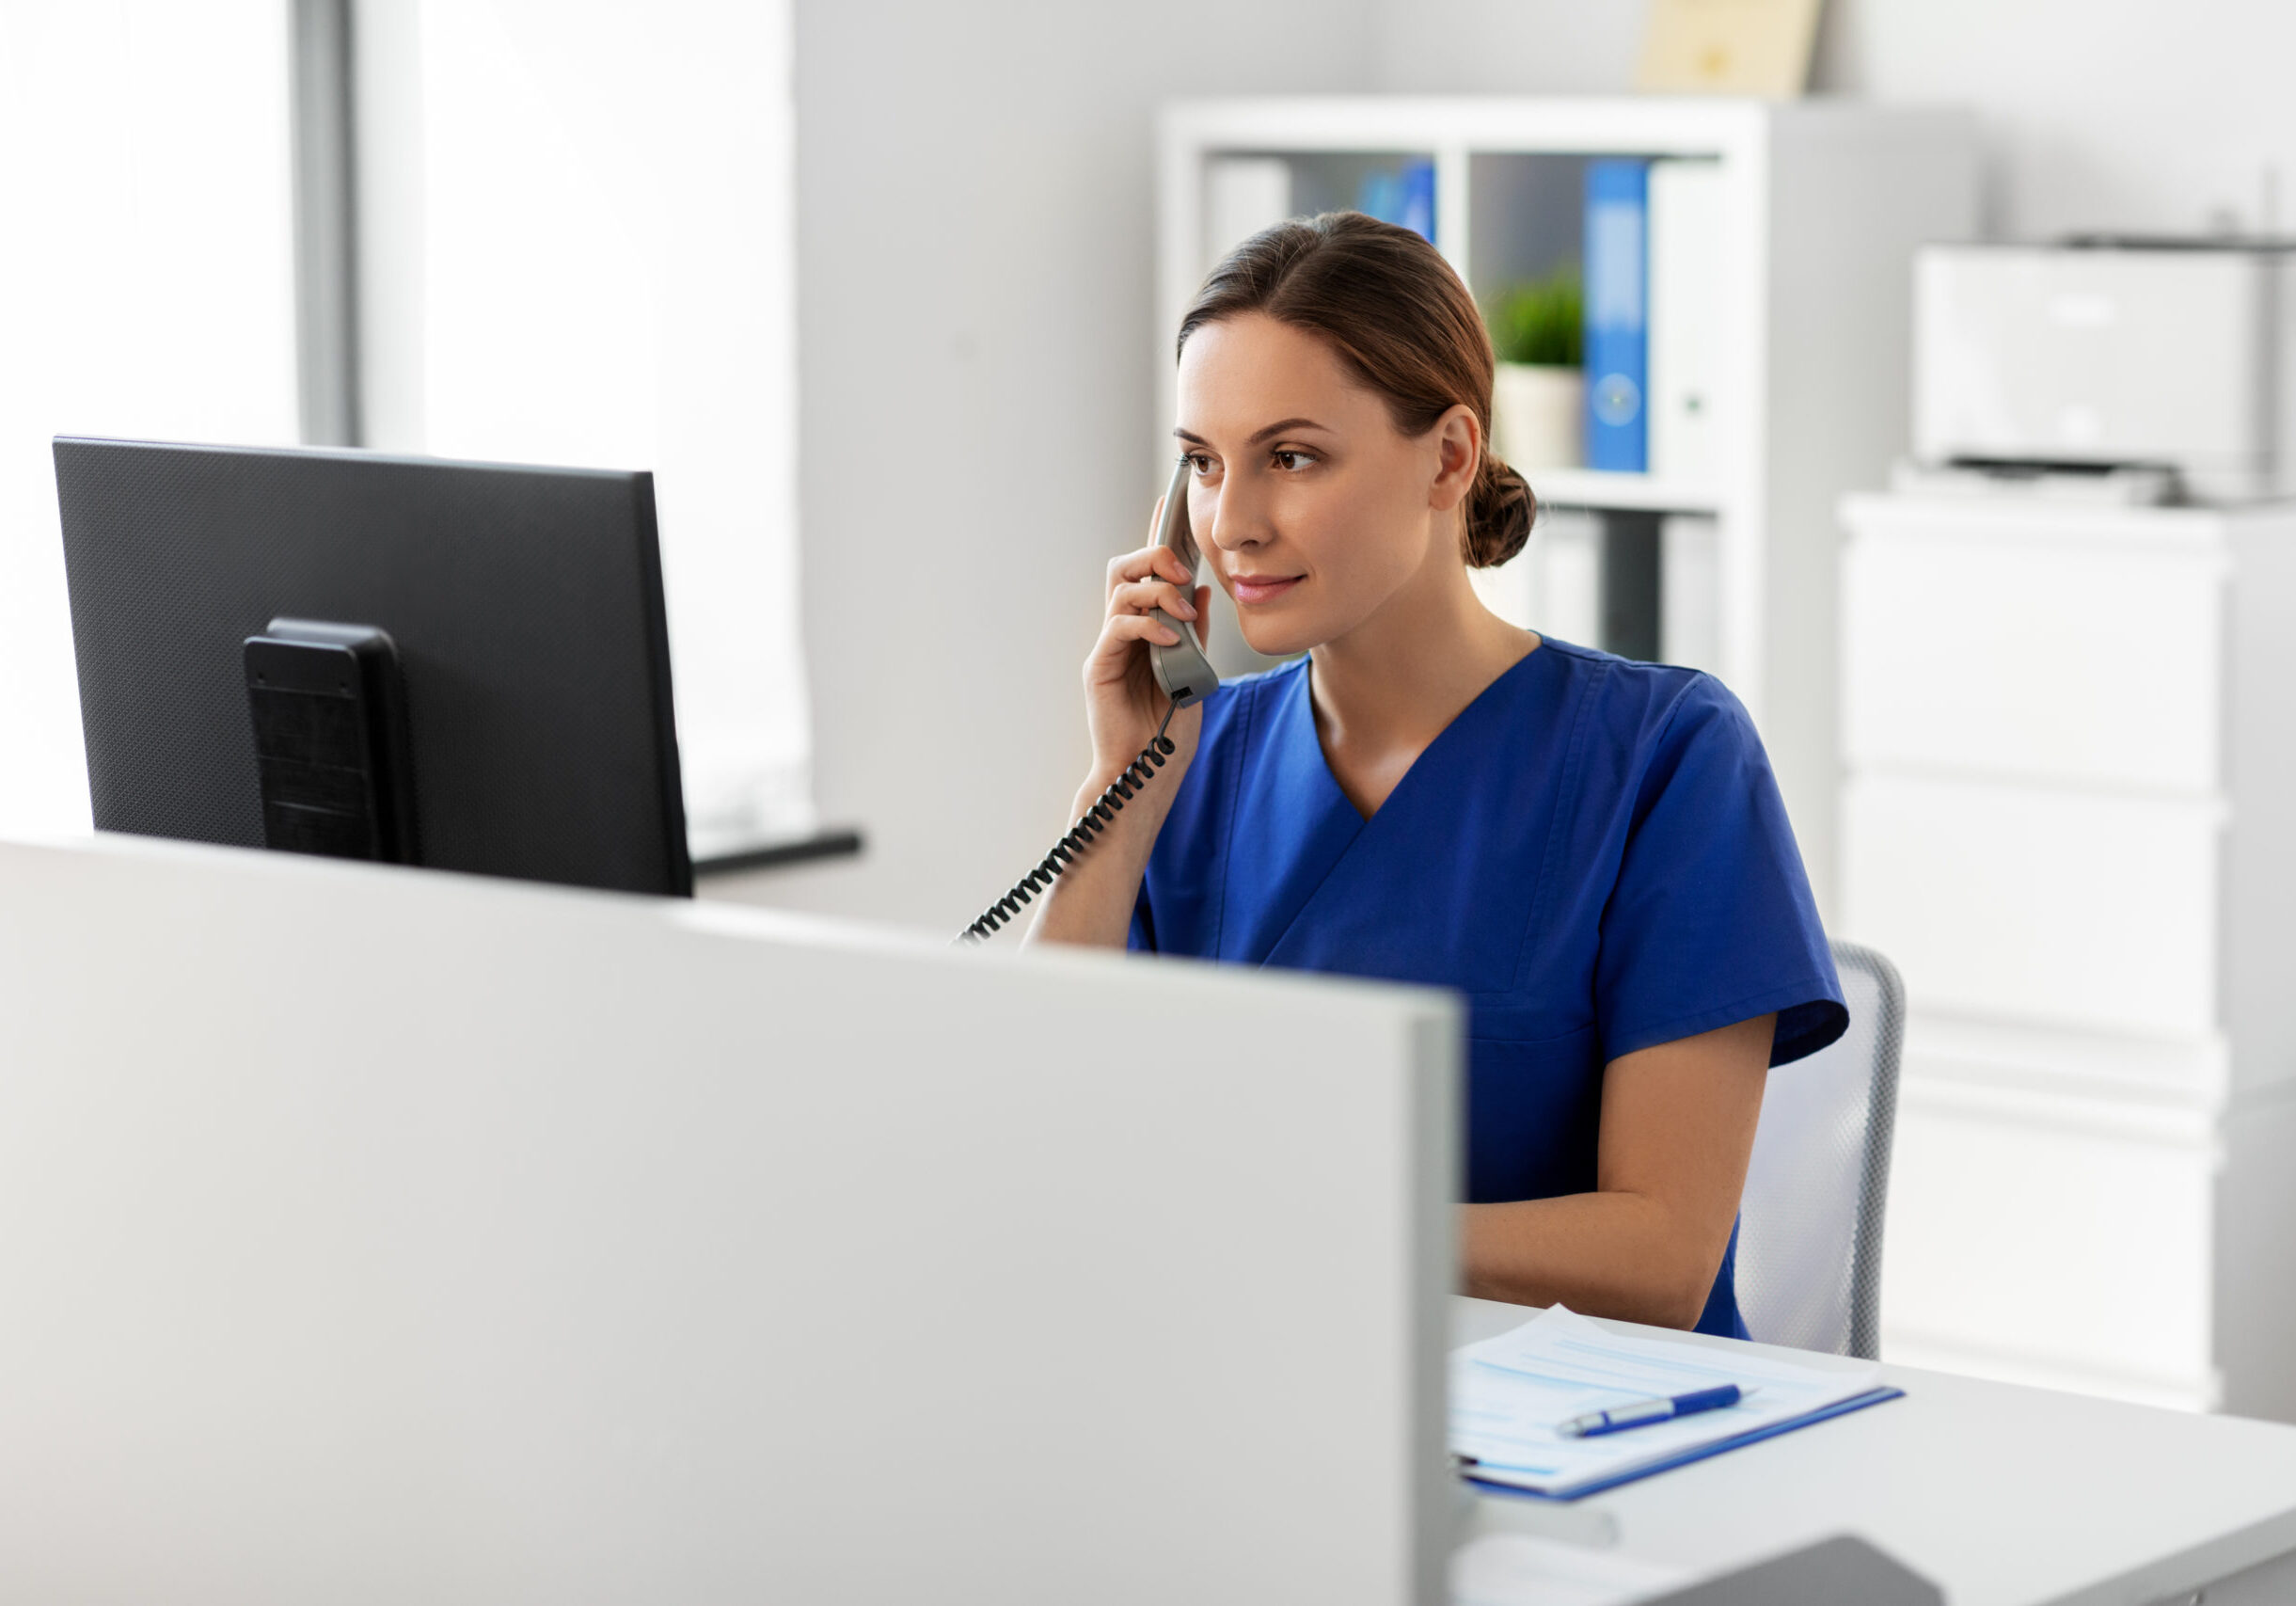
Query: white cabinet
1842 518 2226 788
1888 1064 2216 1400
1845 774 2221 1037
1840 493 2296 1419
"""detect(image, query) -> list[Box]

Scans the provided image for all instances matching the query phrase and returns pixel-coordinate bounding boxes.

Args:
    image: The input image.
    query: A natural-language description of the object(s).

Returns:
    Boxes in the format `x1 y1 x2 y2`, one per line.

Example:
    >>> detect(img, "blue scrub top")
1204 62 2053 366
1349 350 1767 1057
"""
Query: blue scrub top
1129 639 1846 1339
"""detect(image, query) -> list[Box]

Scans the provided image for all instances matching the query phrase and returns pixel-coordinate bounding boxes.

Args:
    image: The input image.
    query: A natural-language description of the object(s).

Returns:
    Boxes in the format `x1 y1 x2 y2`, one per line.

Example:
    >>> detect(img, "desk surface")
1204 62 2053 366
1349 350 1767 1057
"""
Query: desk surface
1455 1298 2296 1606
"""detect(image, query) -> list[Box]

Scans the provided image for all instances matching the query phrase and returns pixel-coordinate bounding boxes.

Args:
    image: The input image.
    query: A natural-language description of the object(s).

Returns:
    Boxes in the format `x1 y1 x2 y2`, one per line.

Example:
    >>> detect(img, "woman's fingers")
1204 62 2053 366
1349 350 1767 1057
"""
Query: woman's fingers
1108 577 1196 623
1085 614 1182 700
1085 613 1183 688
1098 612 1184 651
1105 543 1196 597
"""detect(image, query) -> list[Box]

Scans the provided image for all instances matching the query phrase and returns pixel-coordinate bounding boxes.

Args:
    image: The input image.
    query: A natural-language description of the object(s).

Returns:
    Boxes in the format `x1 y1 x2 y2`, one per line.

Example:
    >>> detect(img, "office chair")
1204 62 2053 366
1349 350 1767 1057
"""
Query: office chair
1734 941 1907 1360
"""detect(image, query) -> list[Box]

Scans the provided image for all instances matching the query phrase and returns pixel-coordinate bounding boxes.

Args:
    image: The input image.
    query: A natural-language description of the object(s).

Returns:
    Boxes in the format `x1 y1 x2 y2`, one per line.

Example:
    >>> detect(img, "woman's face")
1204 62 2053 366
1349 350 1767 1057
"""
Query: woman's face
1175 311 1471 660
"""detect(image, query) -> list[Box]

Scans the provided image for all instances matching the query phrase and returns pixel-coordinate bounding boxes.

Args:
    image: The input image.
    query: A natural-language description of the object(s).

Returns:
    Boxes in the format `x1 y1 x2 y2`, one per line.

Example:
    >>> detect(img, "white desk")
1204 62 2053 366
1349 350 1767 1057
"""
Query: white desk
1455 1298 2296 1605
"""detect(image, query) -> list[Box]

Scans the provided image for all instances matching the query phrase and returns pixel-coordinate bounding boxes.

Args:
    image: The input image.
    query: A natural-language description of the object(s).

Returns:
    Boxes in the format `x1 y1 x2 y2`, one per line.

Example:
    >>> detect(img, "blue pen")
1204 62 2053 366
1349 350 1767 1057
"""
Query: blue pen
1559 1383 1743 1439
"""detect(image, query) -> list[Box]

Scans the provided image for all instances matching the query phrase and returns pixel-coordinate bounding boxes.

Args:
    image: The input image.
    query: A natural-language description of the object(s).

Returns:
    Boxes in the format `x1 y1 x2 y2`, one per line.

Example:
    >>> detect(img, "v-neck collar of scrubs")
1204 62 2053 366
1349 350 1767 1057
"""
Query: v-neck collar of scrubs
1291 639 1548 825
1226 642 1559 978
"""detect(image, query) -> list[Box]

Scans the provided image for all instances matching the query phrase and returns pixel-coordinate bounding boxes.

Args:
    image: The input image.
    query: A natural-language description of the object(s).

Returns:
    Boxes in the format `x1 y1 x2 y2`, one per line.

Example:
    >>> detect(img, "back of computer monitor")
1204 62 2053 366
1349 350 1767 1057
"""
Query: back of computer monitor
54 437 692 897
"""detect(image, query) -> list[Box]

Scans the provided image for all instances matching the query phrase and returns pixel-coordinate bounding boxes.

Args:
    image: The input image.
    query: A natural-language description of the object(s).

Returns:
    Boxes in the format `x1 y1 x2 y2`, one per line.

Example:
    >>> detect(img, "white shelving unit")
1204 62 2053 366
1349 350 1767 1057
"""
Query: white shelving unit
1529 468 1720 515
1157 97 1978 911
1841 493 2296 1418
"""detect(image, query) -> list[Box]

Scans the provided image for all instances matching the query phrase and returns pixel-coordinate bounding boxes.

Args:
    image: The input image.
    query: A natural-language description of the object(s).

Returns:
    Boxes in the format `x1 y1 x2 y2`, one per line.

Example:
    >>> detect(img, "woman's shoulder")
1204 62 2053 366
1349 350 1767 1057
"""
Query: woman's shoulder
1532 637 1754 755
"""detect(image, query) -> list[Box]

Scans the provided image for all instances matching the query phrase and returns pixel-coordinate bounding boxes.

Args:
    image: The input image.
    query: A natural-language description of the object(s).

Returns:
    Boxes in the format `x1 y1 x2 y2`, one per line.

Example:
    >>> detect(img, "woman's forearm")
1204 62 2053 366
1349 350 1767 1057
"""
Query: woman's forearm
1021 761 1186 949
1461 1189 1735 1330
1465 1016 1773 1328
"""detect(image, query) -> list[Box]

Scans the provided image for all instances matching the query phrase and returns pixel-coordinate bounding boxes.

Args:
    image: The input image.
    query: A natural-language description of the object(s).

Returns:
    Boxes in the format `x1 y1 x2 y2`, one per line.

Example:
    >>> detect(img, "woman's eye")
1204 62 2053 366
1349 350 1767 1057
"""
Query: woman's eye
1183 453 1212 476
1272 450 1317 471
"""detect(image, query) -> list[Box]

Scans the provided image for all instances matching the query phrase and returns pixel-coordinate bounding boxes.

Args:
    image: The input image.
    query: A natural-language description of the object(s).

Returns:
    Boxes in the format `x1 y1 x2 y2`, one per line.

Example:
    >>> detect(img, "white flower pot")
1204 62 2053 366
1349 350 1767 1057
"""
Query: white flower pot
1493 363 1584 471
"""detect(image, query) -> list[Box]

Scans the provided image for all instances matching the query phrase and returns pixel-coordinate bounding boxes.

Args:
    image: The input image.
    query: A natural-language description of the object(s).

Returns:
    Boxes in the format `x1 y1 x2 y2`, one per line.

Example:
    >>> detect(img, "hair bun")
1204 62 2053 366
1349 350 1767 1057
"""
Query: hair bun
1466 456 1535 569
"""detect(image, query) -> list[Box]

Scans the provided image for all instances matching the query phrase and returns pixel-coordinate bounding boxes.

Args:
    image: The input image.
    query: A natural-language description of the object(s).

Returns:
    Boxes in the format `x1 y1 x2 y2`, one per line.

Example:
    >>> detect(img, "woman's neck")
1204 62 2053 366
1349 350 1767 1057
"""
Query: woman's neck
1306 539 1538 815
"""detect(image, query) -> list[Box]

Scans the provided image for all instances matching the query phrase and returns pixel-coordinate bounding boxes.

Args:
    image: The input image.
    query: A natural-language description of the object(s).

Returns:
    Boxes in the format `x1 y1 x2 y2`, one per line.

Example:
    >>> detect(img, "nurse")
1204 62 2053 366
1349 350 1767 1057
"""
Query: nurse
1031 212 1845 1338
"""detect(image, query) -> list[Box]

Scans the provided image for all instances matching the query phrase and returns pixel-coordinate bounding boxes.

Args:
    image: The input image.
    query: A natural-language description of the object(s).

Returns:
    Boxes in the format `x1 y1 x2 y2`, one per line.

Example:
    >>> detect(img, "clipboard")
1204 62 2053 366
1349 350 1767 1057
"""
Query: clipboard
1465 1384 1905 1502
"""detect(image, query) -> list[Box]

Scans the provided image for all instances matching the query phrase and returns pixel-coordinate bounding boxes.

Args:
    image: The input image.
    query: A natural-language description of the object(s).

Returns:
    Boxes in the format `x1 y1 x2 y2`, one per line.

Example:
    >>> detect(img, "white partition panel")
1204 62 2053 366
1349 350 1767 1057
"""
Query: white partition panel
0 836 1458 1606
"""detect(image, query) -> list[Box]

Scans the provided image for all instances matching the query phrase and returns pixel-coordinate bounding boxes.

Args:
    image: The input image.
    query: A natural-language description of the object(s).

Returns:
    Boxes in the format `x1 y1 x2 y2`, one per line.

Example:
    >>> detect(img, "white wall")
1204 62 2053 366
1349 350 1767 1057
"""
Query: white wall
1814 0 2296 239
712 0 1375 929
1363 1 1642 96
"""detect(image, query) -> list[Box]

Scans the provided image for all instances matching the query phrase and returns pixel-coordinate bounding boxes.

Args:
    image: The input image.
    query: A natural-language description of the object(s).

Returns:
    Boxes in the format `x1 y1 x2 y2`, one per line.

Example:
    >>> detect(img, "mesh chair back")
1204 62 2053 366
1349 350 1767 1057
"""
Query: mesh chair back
1734 941 1906 1360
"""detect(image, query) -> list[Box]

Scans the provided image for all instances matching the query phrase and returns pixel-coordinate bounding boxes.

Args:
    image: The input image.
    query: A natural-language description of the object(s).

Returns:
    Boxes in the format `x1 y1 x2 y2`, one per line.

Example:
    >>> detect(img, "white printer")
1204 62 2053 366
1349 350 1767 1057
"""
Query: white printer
1913 240 2296 502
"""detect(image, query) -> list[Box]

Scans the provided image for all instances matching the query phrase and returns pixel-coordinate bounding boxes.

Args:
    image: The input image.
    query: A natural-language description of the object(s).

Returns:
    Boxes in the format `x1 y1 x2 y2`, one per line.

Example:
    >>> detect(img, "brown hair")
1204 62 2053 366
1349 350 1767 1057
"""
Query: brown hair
1176 211 1535 568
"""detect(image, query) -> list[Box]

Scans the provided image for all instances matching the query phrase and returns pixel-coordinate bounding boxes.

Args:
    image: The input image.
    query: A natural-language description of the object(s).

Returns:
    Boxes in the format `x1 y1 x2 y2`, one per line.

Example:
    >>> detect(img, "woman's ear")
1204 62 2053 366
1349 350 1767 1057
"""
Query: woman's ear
1427 404 1481 513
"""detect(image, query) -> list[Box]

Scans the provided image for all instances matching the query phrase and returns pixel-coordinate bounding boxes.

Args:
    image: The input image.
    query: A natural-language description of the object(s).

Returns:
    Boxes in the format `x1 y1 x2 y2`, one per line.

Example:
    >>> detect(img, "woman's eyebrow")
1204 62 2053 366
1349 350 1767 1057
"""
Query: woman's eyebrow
1171 417 1332 447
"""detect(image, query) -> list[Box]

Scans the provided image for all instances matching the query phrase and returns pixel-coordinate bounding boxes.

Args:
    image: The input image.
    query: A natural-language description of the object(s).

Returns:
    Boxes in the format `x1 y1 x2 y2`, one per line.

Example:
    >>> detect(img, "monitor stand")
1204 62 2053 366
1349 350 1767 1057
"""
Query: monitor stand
243 617 418 864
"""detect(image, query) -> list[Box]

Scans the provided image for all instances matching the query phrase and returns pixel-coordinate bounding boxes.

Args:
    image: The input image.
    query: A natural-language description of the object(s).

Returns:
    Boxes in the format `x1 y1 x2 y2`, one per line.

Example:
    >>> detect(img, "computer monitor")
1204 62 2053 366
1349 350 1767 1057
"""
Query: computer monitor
54 437 692 897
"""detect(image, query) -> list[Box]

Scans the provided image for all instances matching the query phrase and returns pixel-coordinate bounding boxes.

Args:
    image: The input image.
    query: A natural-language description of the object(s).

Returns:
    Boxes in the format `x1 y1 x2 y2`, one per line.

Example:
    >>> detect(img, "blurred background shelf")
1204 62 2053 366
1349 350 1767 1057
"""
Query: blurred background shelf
1158 96 1981 913
1528 467 1721 514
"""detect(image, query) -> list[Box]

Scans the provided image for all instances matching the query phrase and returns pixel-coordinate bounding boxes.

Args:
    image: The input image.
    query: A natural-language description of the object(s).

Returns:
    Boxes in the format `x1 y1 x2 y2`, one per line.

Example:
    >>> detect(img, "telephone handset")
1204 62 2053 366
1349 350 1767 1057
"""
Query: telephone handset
959 458 1220 943
1146 456 1220 709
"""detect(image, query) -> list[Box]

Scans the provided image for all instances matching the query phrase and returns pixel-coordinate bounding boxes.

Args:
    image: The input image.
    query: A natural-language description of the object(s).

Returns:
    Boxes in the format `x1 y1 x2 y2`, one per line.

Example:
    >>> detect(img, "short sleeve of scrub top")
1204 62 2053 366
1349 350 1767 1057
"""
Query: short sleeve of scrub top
1129 638 1846 1340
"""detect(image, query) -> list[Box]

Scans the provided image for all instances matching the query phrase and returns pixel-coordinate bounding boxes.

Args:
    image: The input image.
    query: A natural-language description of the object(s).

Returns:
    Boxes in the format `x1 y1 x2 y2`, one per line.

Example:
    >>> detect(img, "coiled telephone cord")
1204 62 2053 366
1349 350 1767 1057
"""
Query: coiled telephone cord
958 701 1180 945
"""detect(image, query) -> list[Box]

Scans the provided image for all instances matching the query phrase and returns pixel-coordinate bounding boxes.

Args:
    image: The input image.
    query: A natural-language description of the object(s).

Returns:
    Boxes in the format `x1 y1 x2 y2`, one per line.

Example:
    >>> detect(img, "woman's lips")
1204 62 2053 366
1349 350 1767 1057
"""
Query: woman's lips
1230 573 1303 605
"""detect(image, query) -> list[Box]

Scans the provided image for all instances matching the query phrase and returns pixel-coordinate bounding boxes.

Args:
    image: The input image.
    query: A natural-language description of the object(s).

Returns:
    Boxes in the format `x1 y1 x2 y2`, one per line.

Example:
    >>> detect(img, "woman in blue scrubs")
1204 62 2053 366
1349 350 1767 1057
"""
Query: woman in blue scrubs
1030 213 1845 1338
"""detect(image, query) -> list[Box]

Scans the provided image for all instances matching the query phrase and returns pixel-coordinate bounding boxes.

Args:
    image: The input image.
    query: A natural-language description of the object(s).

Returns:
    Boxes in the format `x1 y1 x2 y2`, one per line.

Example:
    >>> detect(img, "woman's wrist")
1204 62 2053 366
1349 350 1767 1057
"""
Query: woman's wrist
1073 740 1192 822
1070 765 1149 825
1070 776 1116 821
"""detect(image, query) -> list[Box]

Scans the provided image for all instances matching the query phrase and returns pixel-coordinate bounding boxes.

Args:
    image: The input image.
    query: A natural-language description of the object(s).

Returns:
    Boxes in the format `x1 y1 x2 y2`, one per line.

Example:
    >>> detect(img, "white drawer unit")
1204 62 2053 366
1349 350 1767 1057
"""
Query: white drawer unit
1841 503 2226 791
1839 493 2296 1419
1886 1057 2217 1407
1843 773 2221 1037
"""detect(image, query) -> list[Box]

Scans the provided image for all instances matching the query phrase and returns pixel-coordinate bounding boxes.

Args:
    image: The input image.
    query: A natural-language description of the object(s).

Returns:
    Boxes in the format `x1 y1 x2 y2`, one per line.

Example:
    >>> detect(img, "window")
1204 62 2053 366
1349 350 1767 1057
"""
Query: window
362 0 811 856
0 0 810 857
0 0 299 836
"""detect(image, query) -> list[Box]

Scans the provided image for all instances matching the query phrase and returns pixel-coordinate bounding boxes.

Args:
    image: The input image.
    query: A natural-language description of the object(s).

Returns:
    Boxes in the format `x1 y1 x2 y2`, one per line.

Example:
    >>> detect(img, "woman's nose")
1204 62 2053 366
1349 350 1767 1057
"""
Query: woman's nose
1203 480 1269 551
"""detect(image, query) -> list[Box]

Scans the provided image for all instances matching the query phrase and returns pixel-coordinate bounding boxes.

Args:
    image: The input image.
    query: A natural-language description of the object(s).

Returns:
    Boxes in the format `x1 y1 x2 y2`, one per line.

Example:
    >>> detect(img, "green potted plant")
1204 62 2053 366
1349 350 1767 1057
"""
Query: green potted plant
1487 269 1584 471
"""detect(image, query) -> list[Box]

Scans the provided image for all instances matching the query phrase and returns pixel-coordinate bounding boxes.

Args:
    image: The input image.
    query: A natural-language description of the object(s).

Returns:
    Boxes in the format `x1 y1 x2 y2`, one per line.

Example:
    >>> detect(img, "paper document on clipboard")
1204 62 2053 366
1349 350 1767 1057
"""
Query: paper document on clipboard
1452 1305 1900 1500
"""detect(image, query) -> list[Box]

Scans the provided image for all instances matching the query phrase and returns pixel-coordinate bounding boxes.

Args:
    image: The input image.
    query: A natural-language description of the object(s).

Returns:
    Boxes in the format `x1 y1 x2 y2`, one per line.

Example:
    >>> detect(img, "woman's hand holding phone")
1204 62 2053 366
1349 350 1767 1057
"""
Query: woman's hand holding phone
1019 493 1211 949
1084 492 1211 796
